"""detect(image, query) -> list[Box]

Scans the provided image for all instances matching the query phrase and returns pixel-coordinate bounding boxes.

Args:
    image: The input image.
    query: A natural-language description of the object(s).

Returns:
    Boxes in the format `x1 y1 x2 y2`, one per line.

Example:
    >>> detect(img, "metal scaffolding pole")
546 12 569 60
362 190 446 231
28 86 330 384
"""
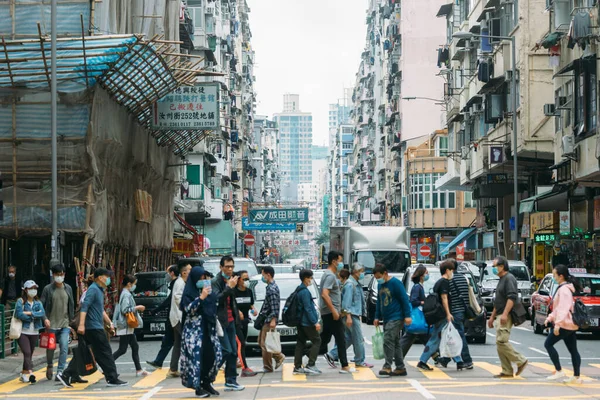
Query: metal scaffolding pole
50 0 59 267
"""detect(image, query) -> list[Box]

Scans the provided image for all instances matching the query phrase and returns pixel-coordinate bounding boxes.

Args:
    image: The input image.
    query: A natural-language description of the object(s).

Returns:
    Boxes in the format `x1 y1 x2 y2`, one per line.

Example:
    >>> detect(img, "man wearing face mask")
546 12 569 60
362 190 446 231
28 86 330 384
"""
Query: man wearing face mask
257 265 285 373
233 270 258 377
40 264 77 382
1 265 22 307
167 264 191 378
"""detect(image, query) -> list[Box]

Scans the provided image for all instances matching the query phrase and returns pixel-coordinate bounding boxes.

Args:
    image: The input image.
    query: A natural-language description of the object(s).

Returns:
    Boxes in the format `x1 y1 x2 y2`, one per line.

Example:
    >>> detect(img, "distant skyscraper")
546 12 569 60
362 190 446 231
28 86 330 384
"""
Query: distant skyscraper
274 94 313 201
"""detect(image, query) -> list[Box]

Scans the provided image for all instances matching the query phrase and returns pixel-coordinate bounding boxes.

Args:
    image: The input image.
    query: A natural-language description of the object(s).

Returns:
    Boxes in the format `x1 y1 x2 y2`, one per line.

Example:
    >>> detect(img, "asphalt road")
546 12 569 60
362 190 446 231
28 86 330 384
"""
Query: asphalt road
1 322 599 400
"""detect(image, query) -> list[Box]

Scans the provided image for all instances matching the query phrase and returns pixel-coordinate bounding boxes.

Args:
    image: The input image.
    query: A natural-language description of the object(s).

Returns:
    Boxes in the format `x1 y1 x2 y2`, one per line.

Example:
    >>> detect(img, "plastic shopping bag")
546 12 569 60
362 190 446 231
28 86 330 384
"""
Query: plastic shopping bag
440 323 463 358
39 331 56 350
372 326 385 360
406 305 429 335
265 330 281 354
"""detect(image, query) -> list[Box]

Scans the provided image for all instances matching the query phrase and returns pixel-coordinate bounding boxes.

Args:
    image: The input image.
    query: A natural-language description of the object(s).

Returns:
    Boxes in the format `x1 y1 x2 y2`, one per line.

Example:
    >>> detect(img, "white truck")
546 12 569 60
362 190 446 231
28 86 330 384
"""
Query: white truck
329 226 411 290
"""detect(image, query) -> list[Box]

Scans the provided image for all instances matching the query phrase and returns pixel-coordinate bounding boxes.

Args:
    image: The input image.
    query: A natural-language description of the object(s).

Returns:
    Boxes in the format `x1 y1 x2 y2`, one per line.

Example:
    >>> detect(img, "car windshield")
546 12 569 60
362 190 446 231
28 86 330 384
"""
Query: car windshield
407 270 442 295
253 278 318 301
273 265 294 274
355 251 411 274
575 277 600 296
133 274 169 297
510 265 530 281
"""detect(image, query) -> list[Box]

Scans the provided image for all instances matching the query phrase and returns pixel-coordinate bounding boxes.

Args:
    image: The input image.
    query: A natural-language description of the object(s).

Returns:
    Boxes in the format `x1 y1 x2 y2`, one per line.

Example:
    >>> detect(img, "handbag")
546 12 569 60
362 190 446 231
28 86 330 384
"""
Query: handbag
253 313 266 330
125 312 139 328
39 331 56 350
265 330 281 353
406 305 429 335
9 307 22 340
75 336 98 377
510 301 528 326
466 276 482 314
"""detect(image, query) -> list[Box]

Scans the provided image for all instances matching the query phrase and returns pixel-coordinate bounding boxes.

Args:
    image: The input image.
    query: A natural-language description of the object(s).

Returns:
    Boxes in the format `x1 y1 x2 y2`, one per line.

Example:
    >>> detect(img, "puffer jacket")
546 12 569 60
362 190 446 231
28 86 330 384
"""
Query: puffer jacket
547 283 578 331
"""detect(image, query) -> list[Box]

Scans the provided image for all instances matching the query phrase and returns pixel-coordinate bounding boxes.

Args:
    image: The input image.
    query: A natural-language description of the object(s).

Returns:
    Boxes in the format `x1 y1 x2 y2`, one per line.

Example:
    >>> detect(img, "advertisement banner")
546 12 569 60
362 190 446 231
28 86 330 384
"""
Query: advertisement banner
482 232 495 249
456 241 465 261
249 208 309 223
559 211 570 235
151 83 220 130
241 217 296 231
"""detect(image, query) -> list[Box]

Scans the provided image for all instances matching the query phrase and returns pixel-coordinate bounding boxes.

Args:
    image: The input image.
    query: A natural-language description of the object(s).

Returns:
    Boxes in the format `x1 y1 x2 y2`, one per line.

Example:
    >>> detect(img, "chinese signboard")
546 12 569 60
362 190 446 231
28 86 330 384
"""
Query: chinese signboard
529 212 556 239
534 233 556 243
172 238 197 254
241 217 296 231
151 83 219 130
559 211 570 235
274 239 301 246
249 208 309 223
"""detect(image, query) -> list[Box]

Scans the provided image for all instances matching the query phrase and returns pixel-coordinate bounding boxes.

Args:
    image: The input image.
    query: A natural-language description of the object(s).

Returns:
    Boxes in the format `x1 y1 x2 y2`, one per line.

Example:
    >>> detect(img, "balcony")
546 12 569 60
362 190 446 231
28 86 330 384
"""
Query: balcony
180 184 224 224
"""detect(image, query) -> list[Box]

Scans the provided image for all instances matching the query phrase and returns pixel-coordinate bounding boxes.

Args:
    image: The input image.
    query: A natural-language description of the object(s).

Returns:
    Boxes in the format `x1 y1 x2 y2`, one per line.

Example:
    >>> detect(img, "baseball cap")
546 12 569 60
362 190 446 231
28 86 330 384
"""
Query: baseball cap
23 280 38 289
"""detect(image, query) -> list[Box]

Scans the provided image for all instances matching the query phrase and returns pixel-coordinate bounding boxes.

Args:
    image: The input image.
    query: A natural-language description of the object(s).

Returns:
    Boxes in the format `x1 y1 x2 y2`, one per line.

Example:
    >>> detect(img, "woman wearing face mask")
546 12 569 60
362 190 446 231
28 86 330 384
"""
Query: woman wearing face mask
234 270 258 377
400 265 430 357
180 266 223 398
112 274 148 377
14 280 48 383
543 265 582 384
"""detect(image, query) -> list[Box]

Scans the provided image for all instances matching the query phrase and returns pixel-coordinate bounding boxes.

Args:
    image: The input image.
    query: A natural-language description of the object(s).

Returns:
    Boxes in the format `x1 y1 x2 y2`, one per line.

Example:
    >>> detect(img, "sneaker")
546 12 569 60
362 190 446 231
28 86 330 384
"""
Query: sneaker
28 375 37 384
136 369 150 377
417 362 433 371
355 362 374 368
516 360 528 376
56 373 73 388
323 353 337 368
167 370 180 378
195 388 210 398
304 365 322 375
275 356 286 370
46 367 53 381
391 368 407 377
146 361 162 369
566 376 583 385
224 382 245 391
435 359 449 368
339 366 356 374
71 377 89 384
202 383 220 396
293 367 306 375
379 368 392 376
546 370 567 381
241 368 258 377
107 379 128 387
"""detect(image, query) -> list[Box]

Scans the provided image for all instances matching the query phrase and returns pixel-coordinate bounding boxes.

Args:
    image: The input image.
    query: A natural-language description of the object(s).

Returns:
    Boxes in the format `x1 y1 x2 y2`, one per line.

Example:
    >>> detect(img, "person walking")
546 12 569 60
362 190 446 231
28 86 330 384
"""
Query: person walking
487 256 528 378
293 269 322 375
320 251 354 374
400 264 429 357
112 274 149 377
212 256 245 391
544 264 582 384
58 268 127 388
167 264 191 378
14 280 47 383
1 265 22 308
373 264 412 376
417 260 463 371
234 270 258 377
328 264 373 368
147 265 179 369
40 264 76 381
179 266 223 398
257 265 286 373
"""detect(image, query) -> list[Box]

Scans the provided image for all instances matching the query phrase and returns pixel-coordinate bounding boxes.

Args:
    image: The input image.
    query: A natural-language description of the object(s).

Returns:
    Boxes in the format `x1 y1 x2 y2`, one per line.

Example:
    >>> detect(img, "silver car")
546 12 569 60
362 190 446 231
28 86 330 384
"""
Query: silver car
481 261 535 316
246 273 321 350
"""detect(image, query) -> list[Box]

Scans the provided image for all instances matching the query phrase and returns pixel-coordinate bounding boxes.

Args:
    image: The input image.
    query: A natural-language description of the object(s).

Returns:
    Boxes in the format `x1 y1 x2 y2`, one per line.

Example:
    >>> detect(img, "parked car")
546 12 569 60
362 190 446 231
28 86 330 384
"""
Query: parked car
364 272 403 325
480 261 535 317
460 261 485 281
256 264 271 274
530 269 600 336
271 264 295 275
246 273 321 350
132 271 170 341
177 257 260 278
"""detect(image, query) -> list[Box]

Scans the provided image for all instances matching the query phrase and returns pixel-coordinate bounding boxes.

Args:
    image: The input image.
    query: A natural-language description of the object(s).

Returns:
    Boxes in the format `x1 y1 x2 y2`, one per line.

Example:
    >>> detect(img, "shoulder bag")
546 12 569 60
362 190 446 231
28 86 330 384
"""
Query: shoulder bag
9 305 23 340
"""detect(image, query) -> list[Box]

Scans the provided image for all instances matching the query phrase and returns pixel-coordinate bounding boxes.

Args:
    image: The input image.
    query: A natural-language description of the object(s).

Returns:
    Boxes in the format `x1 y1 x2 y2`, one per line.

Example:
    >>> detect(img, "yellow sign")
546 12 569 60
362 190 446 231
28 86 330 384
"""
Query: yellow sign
529 212 557 239
173 238 195 254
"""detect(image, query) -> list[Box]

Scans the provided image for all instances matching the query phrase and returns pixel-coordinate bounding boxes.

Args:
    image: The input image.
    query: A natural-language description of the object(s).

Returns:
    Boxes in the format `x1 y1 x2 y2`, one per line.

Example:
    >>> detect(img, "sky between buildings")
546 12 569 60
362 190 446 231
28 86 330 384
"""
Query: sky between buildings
247 0 366 146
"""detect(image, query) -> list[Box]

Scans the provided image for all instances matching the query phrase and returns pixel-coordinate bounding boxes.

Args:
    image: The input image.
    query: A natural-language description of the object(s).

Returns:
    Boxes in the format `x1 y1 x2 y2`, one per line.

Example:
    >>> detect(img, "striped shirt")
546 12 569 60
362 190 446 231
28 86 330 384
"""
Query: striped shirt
449 272 470 315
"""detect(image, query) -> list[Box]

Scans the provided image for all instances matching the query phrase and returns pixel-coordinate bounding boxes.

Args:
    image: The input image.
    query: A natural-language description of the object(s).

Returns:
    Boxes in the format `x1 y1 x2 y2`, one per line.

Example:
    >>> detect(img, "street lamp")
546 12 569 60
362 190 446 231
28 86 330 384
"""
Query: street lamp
402 96 445 103
50 0 59 267
453 30 520 260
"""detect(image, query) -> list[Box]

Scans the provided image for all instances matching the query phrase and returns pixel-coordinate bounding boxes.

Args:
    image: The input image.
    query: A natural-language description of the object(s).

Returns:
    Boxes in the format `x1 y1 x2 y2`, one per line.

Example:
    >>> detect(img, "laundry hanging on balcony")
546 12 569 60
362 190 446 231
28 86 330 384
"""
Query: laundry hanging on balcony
437 47 449 68
568 11 592 50
477 59 494 83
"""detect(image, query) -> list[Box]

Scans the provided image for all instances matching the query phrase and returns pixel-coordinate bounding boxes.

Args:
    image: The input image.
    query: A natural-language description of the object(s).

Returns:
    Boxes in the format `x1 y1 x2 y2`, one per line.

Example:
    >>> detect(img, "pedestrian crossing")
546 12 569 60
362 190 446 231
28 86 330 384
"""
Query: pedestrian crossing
0 361 599 395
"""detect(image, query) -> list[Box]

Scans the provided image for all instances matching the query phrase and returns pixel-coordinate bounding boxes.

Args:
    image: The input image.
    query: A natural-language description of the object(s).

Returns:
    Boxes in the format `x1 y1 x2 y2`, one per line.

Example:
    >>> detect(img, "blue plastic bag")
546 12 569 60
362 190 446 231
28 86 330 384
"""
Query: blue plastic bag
406 305 429 335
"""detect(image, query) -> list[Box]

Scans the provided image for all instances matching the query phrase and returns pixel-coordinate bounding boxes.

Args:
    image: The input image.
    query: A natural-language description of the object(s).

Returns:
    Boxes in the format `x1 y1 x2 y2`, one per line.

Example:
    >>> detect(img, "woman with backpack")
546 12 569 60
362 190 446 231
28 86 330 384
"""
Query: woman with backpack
544 264 582 384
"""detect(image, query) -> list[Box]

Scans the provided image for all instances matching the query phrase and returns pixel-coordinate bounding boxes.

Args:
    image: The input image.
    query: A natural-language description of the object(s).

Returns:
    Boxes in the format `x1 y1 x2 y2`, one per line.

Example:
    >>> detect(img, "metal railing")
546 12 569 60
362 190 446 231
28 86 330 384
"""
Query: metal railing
1 304 18 359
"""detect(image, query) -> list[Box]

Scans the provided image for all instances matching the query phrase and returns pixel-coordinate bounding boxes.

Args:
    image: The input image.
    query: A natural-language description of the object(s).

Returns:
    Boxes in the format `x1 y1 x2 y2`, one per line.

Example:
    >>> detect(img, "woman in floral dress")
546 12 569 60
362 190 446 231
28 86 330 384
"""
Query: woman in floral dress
179 266 222 398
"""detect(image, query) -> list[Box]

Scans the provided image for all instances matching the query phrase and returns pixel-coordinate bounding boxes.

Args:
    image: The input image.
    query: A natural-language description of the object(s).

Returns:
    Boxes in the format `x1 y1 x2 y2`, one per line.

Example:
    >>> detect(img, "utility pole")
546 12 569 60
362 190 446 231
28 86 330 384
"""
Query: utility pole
50 0 59 267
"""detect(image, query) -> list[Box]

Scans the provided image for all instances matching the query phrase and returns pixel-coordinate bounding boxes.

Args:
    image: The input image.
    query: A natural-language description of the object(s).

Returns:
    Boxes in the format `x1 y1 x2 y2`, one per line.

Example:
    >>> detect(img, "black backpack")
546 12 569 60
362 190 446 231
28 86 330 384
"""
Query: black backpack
423 293 446 326
282 286 303 327
572 298 591 329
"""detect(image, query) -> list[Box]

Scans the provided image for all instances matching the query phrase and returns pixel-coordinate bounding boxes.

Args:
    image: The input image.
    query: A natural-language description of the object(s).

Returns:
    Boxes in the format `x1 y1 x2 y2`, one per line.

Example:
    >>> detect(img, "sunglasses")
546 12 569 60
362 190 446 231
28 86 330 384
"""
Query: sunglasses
243 278 250 282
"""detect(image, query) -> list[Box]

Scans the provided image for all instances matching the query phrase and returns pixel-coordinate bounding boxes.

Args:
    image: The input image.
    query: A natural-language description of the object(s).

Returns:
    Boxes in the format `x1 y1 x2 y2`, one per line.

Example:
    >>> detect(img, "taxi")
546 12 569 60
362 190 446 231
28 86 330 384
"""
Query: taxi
529 268 600 336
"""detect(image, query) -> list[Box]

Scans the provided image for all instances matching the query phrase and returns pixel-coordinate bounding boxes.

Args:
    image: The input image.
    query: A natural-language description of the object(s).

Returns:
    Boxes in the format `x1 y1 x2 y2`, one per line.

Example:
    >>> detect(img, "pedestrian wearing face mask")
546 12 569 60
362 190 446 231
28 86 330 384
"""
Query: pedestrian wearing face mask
1 265 22 308
14 280 47 383
399 265 429 357
293 269 322 375
234 270 258 377
112 274 149 377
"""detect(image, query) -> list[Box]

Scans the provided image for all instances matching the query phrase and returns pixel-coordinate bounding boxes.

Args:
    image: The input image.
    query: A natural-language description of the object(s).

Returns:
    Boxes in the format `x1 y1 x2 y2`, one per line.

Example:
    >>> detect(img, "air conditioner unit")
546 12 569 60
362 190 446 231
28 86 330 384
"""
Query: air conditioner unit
498 220 504 242
562 134 575 156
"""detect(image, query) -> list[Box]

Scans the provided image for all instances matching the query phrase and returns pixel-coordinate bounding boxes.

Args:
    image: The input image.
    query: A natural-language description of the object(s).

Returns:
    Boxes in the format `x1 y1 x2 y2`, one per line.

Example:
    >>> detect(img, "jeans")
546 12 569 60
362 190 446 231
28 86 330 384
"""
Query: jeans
18 334 38 371
113 334 142 371
294 326 321 368
420 321 462 364
438 312 472 365
329 315 366 364
46 327 70 372
494 315 527 375
170 323 182 372
383 320 405 370
545 328 581 377
400 332 429 357
152 319 174 366
218 322 238 383
319 314 348 368
64 329 119 382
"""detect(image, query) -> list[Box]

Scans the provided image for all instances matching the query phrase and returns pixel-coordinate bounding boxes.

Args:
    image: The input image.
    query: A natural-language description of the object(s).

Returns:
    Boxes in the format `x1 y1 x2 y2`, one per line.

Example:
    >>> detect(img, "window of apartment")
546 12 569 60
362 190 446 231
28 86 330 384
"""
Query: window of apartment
469 47 477 76
460 0 470 22
464 191 476 208
574 58 597 140
435 136 449 157
564 80 573 129
447 125 455 153
409 173 456 210
555 87 563 133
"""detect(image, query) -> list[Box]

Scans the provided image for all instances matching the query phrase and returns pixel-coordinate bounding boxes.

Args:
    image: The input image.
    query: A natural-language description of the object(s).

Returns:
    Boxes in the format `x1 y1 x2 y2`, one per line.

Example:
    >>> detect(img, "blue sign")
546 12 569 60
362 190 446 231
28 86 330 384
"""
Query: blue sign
242 218 296 231
249 207 309 223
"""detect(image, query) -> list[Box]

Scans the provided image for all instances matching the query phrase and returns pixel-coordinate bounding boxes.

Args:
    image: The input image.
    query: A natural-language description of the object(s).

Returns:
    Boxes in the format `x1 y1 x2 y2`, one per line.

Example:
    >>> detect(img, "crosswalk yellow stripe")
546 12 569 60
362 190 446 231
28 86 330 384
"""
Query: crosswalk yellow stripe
215 370 225 384
474 362 524 379
64 370 104 390
350 363 378 381
530 362 595 381
407 361 452 380
133 368 169 388
590 364 600 370
0 366 48 393
281 363 306 381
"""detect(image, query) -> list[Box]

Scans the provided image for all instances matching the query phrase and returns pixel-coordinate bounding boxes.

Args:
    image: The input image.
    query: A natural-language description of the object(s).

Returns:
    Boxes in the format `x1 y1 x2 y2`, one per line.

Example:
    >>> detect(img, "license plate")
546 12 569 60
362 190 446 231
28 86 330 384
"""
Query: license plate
277 327 297 336
590 319 599 327
150 323 165 332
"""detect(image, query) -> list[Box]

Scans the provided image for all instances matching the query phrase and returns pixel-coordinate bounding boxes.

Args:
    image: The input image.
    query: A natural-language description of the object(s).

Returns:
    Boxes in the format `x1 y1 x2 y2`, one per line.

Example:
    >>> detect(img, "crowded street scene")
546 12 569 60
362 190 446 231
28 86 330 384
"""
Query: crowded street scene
1 0 600 399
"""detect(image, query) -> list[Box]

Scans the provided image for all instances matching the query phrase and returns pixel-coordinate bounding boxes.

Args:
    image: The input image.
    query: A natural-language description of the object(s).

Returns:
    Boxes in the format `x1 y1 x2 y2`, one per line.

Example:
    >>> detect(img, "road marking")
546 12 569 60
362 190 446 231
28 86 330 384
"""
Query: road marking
528 347 548 356
509 340 521 345
350 363 378 381
281 363 306 381
364 337 372 345
409 379 436 399
133 369 169 388
474 362 523 379
514 326 531 332
487 332 496 338
138 386 162 400
530 362 595 381
215 369 225 384
407 361 452 380
591 363 600 370
0 365 48 393
65 370 104 390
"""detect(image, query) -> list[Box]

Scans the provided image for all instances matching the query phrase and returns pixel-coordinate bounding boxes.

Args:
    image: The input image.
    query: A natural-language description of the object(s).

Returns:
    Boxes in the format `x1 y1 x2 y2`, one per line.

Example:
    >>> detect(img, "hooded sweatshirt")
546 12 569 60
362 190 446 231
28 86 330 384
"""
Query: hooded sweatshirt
547 283 578 331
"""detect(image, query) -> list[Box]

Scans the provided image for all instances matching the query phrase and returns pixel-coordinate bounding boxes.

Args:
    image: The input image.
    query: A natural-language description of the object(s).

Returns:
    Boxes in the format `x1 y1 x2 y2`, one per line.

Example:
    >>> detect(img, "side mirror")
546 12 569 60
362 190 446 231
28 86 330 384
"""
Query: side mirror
531 276 536 283
538 289 550 297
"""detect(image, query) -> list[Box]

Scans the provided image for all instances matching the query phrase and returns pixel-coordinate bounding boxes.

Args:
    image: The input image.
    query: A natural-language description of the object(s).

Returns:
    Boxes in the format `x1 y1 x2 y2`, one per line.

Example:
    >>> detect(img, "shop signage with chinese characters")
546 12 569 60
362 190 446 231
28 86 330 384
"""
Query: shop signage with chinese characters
529 212 557 240
534 233 556 243
249 208 309 223
151 83 220 130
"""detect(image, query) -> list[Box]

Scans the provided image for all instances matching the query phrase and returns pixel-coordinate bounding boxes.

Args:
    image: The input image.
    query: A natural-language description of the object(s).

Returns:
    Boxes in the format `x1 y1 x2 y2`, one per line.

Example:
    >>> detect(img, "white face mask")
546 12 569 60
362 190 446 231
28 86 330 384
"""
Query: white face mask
27 289 37 298
8 273 15 278
54 276 64 284
243 281 250 288
130 284 137 292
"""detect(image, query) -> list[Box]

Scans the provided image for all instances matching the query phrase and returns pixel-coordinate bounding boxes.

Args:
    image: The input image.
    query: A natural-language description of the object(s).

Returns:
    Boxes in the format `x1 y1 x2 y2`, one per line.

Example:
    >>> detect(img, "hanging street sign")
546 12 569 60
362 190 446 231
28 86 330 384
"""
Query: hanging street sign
151 83 220 130
249 208 309 223
241 217 296 231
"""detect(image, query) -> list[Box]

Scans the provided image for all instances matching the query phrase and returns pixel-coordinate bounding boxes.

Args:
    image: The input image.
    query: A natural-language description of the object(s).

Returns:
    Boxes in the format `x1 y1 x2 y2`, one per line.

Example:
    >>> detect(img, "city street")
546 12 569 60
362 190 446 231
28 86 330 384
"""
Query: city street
1 323 599 400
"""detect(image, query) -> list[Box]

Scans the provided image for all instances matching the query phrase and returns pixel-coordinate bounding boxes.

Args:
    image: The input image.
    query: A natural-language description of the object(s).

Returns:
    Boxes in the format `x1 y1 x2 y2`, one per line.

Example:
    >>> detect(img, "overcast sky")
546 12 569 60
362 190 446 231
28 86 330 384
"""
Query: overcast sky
247 0 366 146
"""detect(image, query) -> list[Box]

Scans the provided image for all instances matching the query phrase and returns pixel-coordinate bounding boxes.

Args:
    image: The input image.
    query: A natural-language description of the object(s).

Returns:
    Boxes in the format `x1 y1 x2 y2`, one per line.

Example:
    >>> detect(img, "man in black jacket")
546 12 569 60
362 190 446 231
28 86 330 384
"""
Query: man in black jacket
147 265 179 369
212 256 244 392
1 265 22 307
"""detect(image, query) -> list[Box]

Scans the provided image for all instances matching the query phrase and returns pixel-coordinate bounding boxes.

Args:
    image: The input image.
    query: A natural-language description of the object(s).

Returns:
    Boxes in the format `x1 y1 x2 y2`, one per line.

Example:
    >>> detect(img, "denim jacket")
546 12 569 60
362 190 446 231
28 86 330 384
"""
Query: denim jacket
113 289 143 330
14 298 46 331
341 277 364 317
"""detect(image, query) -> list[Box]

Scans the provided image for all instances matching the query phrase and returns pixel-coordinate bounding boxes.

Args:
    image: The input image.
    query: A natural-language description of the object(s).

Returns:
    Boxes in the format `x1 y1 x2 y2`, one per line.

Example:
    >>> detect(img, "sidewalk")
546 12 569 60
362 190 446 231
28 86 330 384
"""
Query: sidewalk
0 341 78 383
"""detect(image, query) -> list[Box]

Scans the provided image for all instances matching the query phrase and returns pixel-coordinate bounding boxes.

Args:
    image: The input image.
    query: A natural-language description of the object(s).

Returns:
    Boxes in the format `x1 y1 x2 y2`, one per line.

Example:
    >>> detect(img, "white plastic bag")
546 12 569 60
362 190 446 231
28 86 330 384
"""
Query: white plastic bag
440 323 463 358
265 330 281 354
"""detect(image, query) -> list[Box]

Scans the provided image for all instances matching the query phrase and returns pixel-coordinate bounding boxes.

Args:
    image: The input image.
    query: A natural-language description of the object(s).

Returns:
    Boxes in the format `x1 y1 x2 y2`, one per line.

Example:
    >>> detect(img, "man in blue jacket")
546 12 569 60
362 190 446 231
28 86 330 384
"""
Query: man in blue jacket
373 264 412 377
293 269 322 375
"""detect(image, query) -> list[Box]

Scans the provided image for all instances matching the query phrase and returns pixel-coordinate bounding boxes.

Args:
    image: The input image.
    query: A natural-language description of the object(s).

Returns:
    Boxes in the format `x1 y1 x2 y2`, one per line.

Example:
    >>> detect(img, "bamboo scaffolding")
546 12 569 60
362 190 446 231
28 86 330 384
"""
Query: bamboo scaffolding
80 15 89 89
36 24 52 88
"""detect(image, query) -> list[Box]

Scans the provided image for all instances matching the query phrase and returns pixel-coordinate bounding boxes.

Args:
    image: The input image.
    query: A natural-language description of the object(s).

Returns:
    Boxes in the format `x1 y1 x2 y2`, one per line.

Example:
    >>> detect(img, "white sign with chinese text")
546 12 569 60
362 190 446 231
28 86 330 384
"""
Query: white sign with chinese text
151 84 220 130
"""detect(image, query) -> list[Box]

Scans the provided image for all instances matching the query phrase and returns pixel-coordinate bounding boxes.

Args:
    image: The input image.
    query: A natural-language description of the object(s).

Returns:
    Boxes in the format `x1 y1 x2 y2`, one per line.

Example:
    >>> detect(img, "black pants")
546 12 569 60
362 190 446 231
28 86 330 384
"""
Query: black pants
295 326 321 368
236 322 249 369
18 334 38 371
319 314 348 367
113 334 142 371
152 319 174 366
64 329 118 382
201 320 216 385
545 328 581 377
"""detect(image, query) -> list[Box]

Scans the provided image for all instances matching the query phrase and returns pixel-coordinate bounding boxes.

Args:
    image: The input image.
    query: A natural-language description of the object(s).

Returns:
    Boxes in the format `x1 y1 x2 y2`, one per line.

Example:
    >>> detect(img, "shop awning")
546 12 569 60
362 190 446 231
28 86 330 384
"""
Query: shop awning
440 227 477 256
478 76 506 95
520 186 570 213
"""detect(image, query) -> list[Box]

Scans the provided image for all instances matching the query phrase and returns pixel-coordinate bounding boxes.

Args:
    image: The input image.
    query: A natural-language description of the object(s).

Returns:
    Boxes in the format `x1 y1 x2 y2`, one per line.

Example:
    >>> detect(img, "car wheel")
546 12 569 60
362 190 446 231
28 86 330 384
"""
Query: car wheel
533 314 543 335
